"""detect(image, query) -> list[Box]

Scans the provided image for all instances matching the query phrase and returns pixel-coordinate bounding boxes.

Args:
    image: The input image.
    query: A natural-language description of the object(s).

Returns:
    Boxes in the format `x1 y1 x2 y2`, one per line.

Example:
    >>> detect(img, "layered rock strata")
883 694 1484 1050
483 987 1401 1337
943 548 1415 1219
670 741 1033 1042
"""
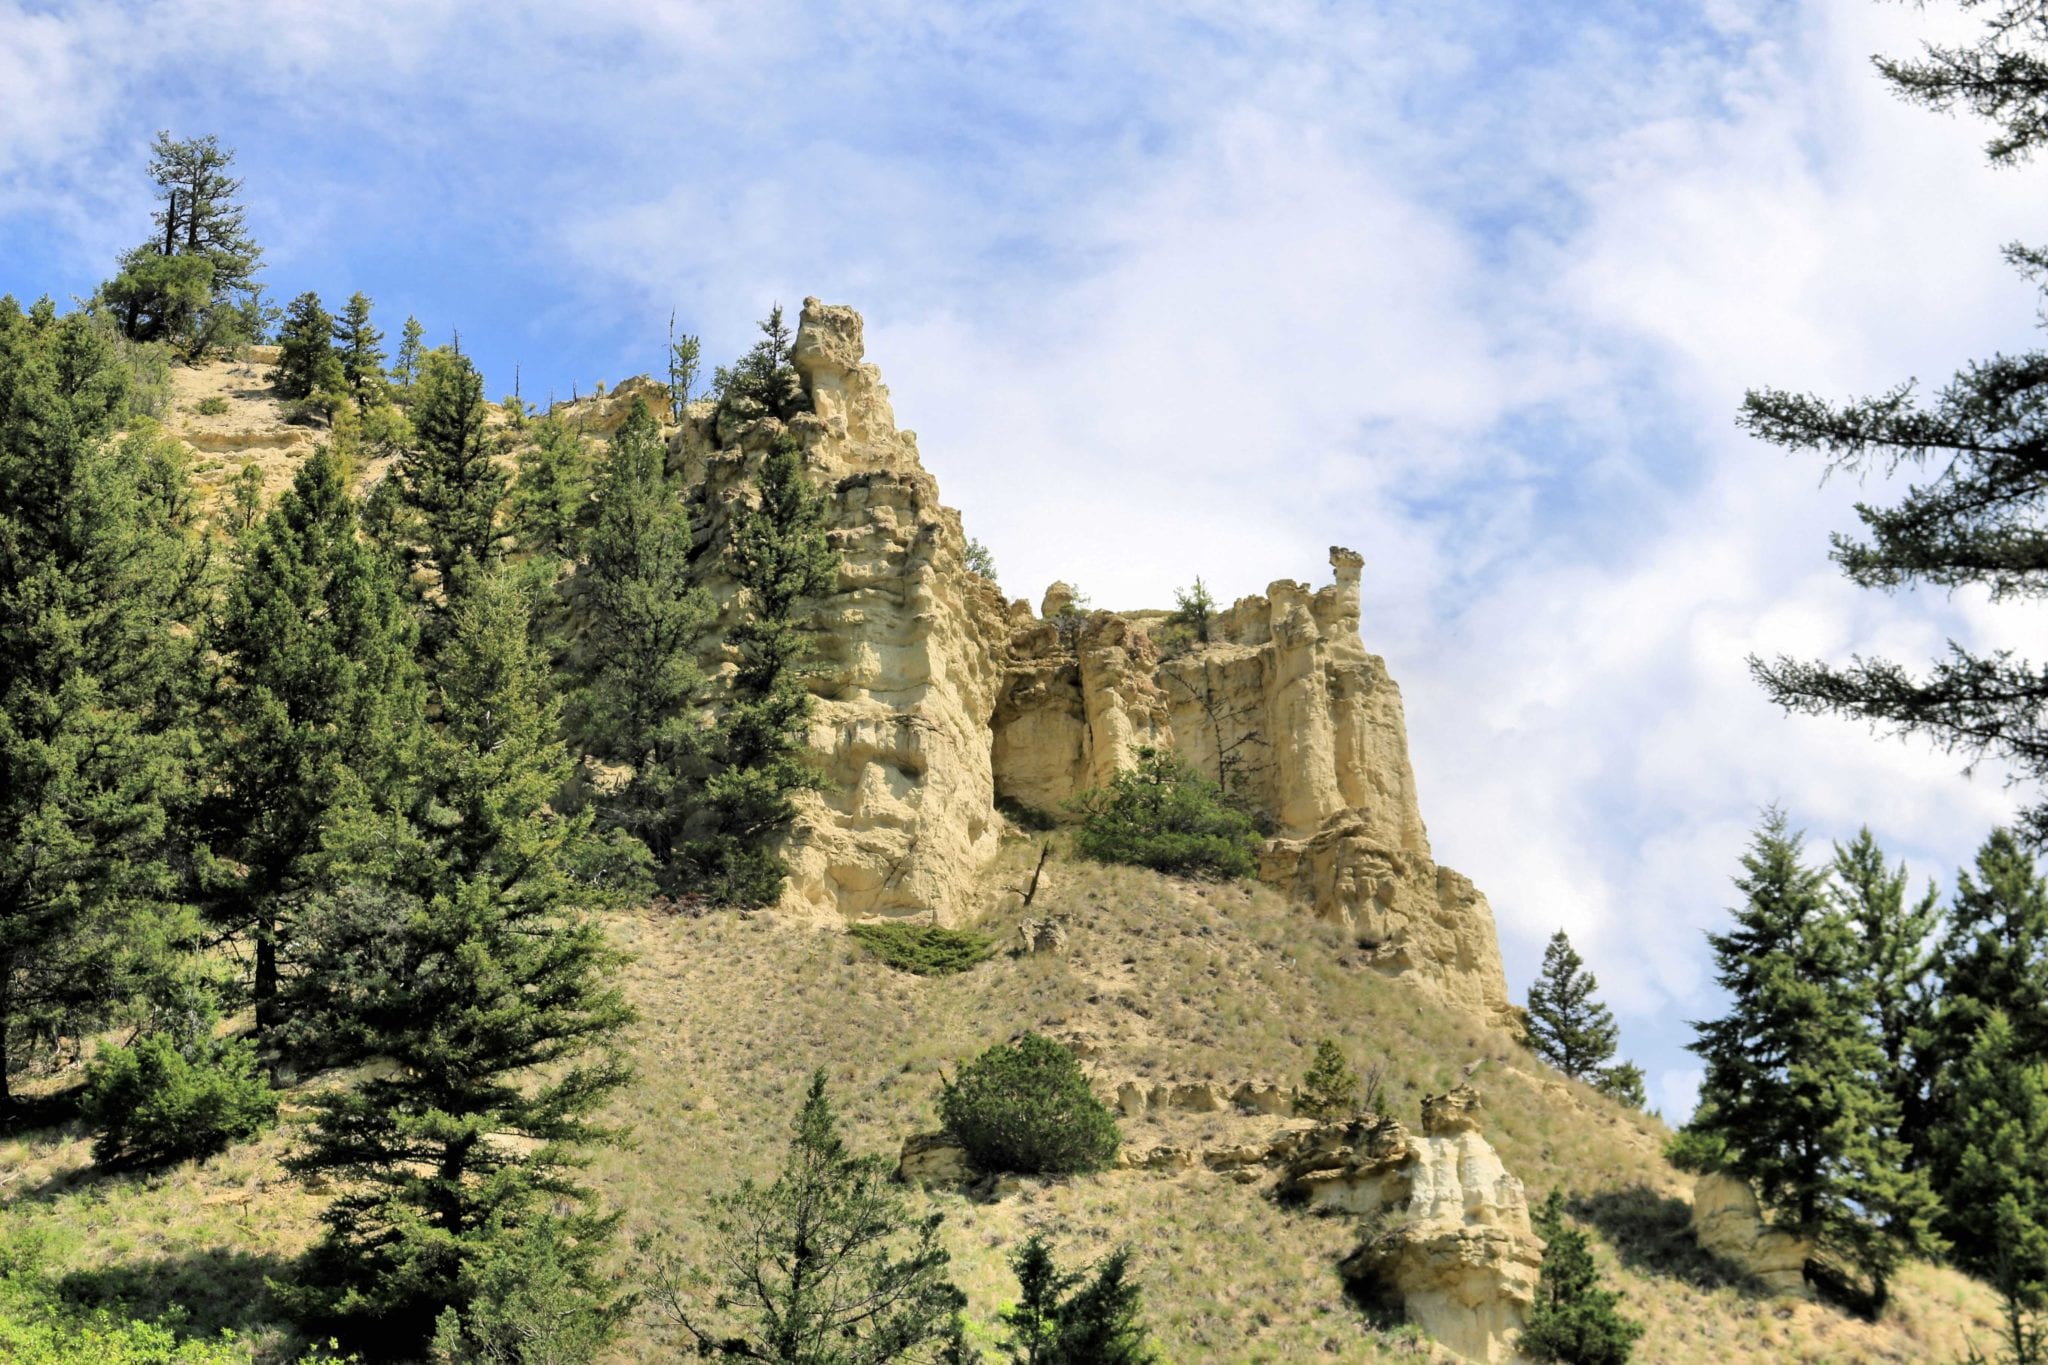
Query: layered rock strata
662 298 1511 1017
1690 1171 1813 1296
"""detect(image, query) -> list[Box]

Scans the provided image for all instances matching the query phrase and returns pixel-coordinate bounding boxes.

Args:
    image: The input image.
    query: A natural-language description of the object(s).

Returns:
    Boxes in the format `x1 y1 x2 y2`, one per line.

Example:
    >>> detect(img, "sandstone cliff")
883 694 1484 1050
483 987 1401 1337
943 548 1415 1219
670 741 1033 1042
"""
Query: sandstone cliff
664 299 1512 1023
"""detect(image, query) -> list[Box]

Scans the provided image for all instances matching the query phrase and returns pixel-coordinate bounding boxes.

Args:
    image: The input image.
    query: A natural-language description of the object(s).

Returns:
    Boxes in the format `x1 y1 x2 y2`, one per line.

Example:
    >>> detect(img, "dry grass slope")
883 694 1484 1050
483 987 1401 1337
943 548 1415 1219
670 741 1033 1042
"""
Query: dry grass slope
2 831 2009 1362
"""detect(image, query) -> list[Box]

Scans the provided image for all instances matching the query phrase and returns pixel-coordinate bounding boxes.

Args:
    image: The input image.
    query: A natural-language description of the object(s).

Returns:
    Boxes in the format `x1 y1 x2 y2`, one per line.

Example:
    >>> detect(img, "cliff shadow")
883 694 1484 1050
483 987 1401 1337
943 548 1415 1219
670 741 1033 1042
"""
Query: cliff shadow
1571 1184 1753 1294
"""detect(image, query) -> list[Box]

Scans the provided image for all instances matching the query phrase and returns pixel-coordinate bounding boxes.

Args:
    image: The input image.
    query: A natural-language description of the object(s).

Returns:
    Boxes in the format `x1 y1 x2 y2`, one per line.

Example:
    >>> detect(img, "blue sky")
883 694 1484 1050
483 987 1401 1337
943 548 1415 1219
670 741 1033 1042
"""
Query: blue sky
5 0 2045 1117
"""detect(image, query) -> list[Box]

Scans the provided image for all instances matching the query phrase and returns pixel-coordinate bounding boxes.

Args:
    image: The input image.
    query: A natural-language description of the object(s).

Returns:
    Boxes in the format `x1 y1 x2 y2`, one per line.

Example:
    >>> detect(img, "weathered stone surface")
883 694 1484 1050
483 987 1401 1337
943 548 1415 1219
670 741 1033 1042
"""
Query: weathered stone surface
1422 1085 1485 1137
1691 1171 1813 1296
897 1132 972 1187
1277 1115 1415 1215
652 299 1513 1016
1334 1123 1542 1365
1017 916 1068 955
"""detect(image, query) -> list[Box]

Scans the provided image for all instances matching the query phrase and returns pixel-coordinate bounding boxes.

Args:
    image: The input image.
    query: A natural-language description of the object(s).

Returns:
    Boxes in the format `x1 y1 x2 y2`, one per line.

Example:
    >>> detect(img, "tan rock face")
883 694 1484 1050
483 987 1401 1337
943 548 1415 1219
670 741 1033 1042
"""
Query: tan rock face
665 300 1512 1016
1691 1171 1813 1296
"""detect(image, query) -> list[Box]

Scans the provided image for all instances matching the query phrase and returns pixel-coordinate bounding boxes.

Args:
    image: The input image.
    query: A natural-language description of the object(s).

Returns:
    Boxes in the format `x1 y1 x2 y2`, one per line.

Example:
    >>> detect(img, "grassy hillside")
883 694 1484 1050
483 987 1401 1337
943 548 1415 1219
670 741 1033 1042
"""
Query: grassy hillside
0 827 2012 1362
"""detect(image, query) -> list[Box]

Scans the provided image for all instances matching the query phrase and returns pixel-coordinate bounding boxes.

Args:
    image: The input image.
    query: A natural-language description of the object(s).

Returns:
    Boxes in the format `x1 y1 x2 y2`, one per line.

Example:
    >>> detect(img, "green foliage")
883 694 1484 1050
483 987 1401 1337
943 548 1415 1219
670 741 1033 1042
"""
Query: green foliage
428 1215 630 1365
1526 930 1620 1082
387 345 507 620
330 292 386 412
0 1227 247 1363
1683 810 1939 1301
965 537 998 582
1298 1038 1362 1120
998 1233 1157 1365
645 1071 967 1363
570 400 714 880
1065 746 1263 880
81 1024 275 1168
274 291 343 404
1830 828 1941 1152
1942 1011 2048 1327
684 433 837 906
278 572 633 1354
1661 1122 1729 1175
509 413 594 560
194 394 229 416
391 315 426 393
714 304 806 423
667 315 700 422
0 299 211 1113
1169 577 1215 644
97 133 263 357
848 922 996 977
204 446 424 1032
940 1033 1121 1175
1592 1062 1647 1111
1520 1191 1642 1364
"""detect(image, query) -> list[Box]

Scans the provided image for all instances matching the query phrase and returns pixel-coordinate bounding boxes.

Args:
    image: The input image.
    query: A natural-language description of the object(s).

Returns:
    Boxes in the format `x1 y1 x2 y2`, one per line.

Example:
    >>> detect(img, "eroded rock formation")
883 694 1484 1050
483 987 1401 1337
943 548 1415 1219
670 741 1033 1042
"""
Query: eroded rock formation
1691 1171 1813 1296
661 298 1512 1018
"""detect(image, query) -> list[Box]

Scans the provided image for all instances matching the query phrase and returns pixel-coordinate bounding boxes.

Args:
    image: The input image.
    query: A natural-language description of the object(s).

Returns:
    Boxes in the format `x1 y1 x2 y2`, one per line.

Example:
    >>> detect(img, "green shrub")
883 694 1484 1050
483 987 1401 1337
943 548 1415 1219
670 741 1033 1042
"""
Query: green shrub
1662 1123 1730 1175
81 1031 277 1168
1065 747 1263 880
940 1033 1120 1175
1298 1039 1362 1120
848 922 996 976
193 395 230 416
0 1228 248 1363
999 1232 1157 1364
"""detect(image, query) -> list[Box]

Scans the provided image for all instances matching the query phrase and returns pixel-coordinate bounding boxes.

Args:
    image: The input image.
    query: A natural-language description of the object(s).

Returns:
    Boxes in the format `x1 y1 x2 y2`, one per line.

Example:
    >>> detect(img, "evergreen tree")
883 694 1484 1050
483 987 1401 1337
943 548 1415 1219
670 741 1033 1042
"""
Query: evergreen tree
1942 1011 2048 1354
0 298 210 1115
687 433 837 906
99 133 263 353
203 447 423 1034
1829 828 1941 1155
714 304 806 422
1519 1190 1642 1364
1526 930 1621 1082
1744 6 2048 841
998 1233 1156 1365
1298 1038 1362 1120
645 1071 967 1364
391 344 507 622
272 291 341 402
1922 832 2048 1204
508 413 593 561
391 314 426 393
280 570 632 1352
1592 1062 1647 1111
667 315 700 422
330 292 386 412
570 399 714 878
1681 810 1938 1305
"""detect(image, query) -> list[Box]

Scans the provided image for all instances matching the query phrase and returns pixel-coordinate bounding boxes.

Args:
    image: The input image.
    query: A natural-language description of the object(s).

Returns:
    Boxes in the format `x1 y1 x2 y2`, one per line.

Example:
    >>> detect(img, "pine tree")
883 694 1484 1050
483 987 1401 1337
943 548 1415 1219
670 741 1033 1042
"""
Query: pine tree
1682 810 1938 1304
99 133 263 353
1829 828 1941 1155
392 344 506 621
1520 1190 1642 1364
0 298 210 1114
645 1070 967 1364
203 446 423 1034
508 413 593 562
1298 1039 1362 1120
1942 1011 2048 1353
391 315 426 393
330 292 386 412
1526 930 1620 1082
714 304 806 423
1592 1062 1647 1110
280 570 632 1352
667 315 700 422
1744 6 2048 840
1921 832 2048 1211
688 433 837 906
999 1233 1157 1365
272 291 341 402
570 399 714 877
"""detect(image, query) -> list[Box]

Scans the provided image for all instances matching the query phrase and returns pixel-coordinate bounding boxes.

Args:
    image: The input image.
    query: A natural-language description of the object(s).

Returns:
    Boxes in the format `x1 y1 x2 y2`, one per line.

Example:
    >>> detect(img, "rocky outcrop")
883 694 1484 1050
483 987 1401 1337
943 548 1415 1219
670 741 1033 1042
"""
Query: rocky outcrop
1691 1171 1813 1296
1277 1089 1544 1365
897 1132 972 1187
646 299 1511 1015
